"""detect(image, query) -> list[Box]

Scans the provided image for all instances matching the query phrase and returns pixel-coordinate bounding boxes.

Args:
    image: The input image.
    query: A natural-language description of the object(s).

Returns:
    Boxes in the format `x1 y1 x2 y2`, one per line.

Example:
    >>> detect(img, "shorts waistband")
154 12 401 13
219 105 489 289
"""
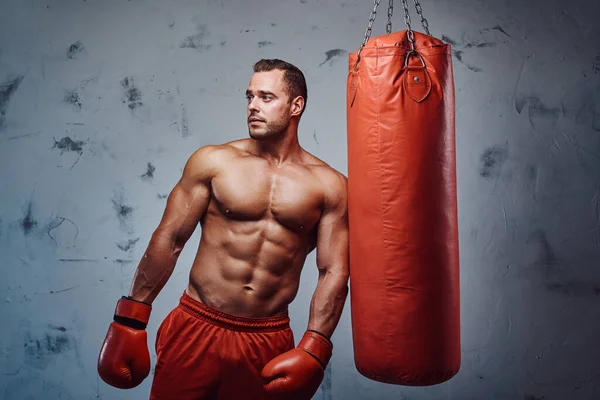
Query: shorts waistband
178 291 290 332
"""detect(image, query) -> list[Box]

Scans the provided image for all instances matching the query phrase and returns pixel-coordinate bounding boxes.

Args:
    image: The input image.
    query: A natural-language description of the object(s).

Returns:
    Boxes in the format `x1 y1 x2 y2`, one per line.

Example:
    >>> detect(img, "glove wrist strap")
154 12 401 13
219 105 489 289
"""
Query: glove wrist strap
113 296 152 330
298 330 333 369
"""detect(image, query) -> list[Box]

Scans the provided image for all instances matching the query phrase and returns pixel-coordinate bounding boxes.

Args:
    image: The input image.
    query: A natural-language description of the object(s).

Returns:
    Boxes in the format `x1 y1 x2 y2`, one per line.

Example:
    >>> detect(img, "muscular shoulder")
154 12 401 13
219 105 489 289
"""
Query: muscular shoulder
183 142 243 182
322 168 348 210
304 156 347 210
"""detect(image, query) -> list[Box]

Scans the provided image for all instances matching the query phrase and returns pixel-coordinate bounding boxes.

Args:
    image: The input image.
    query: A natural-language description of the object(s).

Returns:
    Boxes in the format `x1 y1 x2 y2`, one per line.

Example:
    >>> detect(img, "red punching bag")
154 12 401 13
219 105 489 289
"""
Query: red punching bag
346 1 461 386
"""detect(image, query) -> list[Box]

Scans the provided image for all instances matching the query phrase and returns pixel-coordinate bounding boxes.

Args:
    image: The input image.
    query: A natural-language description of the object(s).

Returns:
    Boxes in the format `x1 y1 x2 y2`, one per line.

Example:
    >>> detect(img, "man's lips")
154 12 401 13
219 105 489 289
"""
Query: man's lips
249 118 264 123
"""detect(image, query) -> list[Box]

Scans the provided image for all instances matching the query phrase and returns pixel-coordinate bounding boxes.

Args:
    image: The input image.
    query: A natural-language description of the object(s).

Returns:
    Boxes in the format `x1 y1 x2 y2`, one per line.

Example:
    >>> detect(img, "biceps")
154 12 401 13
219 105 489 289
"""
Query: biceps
316 215 349 275
156 178 211 245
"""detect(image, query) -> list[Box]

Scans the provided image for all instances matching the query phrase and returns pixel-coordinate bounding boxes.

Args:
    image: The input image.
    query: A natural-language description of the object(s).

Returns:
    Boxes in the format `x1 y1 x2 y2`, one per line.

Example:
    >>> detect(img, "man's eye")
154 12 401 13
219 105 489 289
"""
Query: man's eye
263 96 271 100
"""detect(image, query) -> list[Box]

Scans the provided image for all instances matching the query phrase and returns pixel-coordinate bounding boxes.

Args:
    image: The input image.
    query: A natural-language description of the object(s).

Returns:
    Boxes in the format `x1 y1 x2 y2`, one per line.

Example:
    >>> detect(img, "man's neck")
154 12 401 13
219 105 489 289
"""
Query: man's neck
254 128 303 166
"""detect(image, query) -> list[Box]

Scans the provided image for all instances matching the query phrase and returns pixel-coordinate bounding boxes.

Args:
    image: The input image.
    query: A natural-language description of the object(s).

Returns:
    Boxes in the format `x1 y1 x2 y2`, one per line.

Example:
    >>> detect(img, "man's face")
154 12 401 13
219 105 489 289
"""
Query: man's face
246 70 292 140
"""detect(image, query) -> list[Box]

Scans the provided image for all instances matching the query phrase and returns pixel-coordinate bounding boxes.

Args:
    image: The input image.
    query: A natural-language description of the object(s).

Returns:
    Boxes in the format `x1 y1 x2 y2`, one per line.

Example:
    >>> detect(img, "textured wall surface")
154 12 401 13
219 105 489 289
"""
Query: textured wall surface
1 0 599 399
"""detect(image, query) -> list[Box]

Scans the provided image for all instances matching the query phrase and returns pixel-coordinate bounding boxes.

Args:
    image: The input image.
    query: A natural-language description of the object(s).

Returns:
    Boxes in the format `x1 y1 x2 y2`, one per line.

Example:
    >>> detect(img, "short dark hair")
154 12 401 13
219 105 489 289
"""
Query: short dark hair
253 59 307 116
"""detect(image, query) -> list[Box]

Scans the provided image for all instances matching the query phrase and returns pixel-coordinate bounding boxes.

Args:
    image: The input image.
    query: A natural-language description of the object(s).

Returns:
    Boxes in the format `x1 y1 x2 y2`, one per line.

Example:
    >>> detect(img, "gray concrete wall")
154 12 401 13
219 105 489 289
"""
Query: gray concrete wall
1 0 599 399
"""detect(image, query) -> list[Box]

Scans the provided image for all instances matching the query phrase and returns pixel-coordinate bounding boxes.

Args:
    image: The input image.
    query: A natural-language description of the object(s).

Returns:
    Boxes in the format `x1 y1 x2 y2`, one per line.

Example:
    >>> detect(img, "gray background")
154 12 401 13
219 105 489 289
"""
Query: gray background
1 0 599 399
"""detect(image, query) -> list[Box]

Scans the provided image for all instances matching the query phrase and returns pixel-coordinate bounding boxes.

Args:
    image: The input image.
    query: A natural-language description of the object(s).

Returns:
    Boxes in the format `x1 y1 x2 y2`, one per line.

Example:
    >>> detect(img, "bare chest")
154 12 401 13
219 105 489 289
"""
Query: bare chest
209 161 323 232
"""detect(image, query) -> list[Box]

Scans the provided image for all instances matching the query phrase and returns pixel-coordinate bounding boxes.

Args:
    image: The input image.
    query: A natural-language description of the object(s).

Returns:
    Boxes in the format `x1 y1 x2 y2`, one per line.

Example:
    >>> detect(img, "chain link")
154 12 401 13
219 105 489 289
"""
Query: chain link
354 0 382 70
401 0 415 50
359 0 381 51
413 0 431 36
386 0 394 34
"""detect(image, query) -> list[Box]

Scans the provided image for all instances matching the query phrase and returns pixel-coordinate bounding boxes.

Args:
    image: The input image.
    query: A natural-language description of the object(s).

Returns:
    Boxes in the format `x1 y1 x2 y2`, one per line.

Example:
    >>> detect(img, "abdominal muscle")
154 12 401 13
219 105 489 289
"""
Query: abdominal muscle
185 214 312 318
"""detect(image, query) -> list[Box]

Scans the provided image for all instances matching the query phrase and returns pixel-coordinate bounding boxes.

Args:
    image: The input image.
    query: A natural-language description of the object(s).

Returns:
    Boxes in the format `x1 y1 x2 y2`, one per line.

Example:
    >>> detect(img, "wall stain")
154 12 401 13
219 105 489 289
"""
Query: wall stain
121 77 143 110
515 95 561 128
117 237 140 252
258 40 274 48
0 76 25 129
67 41 83 59
464 42 497 49
111 191 135 234
481 25 511 37
23 326 73 370
20 201 37 235
181 107 190 137
63 89 82 110
114 259 134 265
593 54 600 74
141 162 155 181
46 217 79 248
181 24 212 52
52 136 85 153
319 49 347 67
451 52 483 72
49 325 67 332
479 144 508 179
527 229 560 277
443 35 490 72
525 96 561 127
442 35 458 45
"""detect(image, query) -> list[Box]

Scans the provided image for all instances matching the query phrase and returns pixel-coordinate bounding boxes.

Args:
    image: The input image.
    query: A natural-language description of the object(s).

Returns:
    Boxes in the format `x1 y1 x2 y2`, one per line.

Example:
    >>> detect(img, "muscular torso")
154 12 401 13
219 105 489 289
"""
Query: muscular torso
186 139 332 317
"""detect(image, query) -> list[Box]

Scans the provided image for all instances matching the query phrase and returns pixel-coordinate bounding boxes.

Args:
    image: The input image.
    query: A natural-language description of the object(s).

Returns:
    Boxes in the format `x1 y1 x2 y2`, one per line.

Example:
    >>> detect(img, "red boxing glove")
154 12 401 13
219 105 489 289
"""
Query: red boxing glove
262 330 333 400
97 296 152 389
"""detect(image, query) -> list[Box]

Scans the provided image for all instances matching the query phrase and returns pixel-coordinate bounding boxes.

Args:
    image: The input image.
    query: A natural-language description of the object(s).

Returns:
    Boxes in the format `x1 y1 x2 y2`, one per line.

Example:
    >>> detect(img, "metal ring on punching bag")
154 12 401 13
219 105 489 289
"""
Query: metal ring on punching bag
404 49 426 67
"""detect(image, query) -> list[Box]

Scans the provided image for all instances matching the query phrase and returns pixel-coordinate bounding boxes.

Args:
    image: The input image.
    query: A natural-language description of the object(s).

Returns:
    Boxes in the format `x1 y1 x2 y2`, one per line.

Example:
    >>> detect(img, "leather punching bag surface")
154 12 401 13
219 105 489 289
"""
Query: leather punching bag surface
346 30 460 386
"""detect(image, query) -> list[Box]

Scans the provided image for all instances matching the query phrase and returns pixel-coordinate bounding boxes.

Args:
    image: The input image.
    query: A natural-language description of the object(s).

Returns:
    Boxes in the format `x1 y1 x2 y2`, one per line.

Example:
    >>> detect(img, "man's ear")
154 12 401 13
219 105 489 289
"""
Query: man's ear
290 96 305 117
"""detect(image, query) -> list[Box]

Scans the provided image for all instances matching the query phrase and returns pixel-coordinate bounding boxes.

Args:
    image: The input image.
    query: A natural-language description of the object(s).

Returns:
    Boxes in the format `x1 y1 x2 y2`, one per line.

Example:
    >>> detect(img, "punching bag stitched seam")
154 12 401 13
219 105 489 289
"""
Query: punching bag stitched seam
374 46 392 375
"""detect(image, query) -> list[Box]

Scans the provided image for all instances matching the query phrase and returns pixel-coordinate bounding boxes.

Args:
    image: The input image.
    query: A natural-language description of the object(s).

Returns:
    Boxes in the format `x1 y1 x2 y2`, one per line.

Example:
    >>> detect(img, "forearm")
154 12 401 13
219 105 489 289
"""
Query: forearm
128 230 183 304
307 269 349 339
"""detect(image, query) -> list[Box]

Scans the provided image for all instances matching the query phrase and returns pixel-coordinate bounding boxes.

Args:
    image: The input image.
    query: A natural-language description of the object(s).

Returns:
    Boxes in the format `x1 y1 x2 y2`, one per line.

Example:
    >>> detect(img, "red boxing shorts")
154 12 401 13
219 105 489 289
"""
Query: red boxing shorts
149 290 295 400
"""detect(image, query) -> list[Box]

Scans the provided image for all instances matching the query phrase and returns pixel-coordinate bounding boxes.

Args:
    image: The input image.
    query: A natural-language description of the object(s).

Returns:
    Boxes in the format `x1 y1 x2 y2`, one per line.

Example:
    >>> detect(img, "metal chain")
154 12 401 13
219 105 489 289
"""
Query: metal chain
354 0 382 70
401 0 415 50
386 0 394 34
413 0 431 36
354 0 432 71
359 0 382 51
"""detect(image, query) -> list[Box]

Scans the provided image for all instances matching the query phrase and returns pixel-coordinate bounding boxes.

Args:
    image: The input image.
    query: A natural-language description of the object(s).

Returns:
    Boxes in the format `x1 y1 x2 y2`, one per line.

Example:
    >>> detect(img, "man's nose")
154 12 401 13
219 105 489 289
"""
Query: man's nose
248 97 259 112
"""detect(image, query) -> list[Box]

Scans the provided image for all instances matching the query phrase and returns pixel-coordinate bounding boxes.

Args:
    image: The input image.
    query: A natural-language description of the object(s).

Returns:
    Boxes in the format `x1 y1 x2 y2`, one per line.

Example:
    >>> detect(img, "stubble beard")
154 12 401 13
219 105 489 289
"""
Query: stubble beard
248 115 290 141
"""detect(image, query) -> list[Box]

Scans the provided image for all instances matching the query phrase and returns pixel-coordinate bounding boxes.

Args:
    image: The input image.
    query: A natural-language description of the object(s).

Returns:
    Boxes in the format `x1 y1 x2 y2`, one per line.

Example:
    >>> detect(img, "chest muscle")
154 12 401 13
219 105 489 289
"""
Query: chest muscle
210 162 322 233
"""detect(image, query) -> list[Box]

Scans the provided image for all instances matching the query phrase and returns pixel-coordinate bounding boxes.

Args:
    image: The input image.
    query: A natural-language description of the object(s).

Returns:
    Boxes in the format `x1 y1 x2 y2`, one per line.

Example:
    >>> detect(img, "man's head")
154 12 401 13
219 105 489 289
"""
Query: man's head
246 59 307 140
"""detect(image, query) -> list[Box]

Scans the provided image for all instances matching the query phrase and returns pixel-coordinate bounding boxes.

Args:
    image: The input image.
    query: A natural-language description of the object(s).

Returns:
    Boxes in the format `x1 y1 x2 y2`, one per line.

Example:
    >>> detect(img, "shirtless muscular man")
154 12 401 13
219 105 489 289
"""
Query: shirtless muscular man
97 59 350 400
